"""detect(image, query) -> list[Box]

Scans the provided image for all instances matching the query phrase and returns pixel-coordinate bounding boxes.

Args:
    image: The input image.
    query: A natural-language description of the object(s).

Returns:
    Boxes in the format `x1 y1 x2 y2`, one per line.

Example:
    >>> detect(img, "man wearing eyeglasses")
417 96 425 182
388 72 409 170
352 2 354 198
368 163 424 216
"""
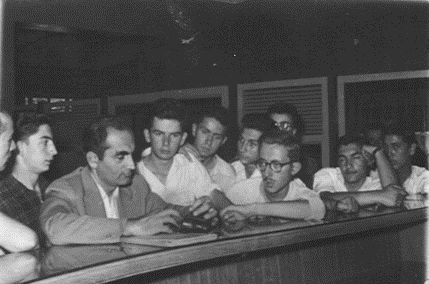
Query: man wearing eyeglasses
221 129 326 221
267 102 320 188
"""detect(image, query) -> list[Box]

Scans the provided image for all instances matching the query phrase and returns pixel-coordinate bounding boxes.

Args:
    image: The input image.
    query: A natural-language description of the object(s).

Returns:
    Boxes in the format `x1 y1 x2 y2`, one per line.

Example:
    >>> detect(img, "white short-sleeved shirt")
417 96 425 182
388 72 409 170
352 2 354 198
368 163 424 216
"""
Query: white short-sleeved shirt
403 166 429 195
313 167 382 193
231 160 261 184
225 177 325 220
208 155 236 192
137 148 219 206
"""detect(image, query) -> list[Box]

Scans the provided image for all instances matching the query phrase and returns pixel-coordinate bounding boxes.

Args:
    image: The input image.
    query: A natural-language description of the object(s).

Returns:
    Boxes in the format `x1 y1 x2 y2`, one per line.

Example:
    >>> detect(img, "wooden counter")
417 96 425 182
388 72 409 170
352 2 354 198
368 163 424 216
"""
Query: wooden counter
27 206 426 284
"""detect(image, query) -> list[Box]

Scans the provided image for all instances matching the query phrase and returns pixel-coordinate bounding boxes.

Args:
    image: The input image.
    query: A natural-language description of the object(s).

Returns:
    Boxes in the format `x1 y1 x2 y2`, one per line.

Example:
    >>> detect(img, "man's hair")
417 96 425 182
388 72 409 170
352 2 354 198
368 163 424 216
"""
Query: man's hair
148 98 188 131
14 113 51 142
82 117 132 160
383 124 416 146
194 106 231 135
260 129 301 162
267 102 304 135
336 134 365 153
240 113 272 135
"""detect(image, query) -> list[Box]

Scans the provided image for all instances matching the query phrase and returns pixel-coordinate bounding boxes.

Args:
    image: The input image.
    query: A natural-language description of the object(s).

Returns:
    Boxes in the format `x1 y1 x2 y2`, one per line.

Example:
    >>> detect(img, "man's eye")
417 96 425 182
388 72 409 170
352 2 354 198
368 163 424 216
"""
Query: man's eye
172 133 181 138
117 156 125 161
250 142 258 147
201 129 209 134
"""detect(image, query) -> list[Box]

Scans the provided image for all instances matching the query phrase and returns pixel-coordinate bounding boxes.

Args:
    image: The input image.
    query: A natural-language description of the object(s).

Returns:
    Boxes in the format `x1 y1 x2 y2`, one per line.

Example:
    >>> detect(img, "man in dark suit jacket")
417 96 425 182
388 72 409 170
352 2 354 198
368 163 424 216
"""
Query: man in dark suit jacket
41 117 216 245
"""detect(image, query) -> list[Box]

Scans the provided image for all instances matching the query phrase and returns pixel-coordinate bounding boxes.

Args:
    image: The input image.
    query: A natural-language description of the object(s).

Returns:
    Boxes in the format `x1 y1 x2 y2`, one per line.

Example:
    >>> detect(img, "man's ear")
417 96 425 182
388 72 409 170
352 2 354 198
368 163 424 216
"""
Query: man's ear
409 143 417 156
144 129 151 143
180 132 188 146
192 123 197 137
16 140 25 155
86 151 99 170
291 161 302 176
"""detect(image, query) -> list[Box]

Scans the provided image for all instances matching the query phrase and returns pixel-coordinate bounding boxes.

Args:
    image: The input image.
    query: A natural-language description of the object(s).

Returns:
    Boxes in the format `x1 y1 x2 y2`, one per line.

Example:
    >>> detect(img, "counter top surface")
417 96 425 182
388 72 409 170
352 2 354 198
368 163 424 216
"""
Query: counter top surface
1 200 427 284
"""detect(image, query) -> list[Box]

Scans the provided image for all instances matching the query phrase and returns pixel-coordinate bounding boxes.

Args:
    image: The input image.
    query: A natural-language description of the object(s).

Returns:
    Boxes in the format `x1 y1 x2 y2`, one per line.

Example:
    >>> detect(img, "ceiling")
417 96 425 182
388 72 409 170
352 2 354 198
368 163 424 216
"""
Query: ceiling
6 0 429 99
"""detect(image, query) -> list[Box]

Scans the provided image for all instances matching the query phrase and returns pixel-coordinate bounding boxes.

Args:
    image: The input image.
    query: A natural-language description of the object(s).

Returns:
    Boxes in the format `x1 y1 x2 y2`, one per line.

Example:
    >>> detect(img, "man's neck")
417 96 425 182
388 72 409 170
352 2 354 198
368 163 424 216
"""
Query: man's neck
145 153 174 175
396 163 413 186
244 163 257 178
265 185 289 202
90 169 116 196
345 178 366 192
201 155 217 171
12 164 40 192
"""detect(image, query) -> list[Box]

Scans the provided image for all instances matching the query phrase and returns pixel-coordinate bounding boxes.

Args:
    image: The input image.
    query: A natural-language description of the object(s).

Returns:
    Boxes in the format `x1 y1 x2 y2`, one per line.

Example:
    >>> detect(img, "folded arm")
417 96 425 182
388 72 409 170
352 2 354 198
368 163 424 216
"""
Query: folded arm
0 212 38 253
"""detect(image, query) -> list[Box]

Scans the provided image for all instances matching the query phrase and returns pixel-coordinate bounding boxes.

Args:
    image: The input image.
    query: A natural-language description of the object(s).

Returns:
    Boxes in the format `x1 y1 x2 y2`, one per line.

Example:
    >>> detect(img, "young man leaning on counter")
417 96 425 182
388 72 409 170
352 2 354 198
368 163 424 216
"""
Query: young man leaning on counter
383 124 429 197
220 130 327 222
137 98 220 207
179 106 236 192
40 117 217 245
313 134 407 212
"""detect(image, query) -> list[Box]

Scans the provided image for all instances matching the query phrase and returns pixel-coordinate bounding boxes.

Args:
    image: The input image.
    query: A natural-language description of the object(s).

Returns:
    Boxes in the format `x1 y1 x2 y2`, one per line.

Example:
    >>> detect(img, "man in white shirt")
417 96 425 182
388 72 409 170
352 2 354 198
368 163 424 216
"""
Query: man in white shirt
383 125 429 197
180 107 236 192
313 134 406 211
221 130 326 221
137 98 219 206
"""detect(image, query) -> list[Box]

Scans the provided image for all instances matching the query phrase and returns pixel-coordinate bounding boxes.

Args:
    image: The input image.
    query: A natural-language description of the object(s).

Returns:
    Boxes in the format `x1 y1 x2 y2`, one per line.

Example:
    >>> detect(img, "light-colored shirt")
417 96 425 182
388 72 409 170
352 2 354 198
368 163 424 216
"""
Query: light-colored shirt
313 167 382 193
403 165 429 195
231 160 261 184
208 155 236 192
225 177 325 220
91 173 120 219
137 148 218 206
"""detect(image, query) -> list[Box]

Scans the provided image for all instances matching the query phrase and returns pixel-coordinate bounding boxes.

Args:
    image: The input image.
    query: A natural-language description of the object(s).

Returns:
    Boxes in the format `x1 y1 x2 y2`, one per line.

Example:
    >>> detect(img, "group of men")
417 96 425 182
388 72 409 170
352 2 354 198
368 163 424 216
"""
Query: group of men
0 98 428 253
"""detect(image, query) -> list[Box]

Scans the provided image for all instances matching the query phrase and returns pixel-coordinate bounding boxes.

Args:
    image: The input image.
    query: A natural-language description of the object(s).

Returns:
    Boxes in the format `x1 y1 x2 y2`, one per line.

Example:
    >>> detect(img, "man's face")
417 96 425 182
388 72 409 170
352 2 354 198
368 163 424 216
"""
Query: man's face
269 113 296 136
338 143 368 185
237 128 263 165
192 117 227 159
96 128 136 188
18 124 57 174
0 115 15 171
144 117 187 161
384 134 414 171
260 143 297 198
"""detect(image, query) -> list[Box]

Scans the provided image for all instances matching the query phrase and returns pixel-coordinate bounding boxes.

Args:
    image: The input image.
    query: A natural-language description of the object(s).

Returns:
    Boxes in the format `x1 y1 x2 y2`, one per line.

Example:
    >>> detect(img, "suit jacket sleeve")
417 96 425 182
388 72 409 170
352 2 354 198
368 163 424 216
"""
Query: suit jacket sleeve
41 179 127 245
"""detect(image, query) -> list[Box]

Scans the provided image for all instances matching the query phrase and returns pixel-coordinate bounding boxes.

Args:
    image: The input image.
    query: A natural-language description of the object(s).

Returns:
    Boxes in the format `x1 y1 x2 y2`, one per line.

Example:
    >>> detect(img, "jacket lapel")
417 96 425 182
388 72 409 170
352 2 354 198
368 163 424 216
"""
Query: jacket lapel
81 167 107 218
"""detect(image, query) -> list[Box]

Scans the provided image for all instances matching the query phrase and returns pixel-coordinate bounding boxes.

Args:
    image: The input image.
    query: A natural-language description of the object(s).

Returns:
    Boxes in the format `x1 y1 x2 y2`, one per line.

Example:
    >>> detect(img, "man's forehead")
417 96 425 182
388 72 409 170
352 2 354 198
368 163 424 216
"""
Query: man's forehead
105 128 134 149
152 117 182 132
241 128 263 139
199 117 226 134
31 124 53 139
270 113 293 122
338 143 361 155
260 143 288 160
384 134 405 144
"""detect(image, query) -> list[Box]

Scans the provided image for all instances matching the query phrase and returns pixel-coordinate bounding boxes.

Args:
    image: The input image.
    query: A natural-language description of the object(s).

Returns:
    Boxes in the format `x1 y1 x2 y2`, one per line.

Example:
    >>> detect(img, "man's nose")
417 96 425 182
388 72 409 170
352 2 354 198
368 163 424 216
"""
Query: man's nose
9 140 16 152
126 156 135 170
162 136 170 147
205 135 213 146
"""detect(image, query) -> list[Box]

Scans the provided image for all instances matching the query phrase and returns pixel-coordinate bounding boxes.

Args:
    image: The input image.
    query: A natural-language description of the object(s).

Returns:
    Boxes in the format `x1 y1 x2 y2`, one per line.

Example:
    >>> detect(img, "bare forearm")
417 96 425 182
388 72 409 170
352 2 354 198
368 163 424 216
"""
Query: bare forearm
320 191 381 206
374 150 398 187
250 201 312 220
0 213 38 252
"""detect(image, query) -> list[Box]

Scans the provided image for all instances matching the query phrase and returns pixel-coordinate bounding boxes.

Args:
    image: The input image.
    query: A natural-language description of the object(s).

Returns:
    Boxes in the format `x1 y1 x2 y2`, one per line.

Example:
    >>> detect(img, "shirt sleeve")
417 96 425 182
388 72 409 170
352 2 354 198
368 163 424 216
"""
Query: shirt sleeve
189 154 220 197
313 168 338 193
298 189 326 220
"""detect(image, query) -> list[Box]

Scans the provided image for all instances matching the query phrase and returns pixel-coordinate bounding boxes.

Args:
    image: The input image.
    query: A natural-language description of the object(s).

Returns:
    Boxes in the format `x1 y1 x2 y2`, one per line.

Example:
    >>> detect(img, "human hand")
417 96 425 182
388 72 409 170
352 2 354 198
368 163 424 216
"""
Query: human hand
336 196 359 214
379 184 407 207
220 205 252 222
124 209 181 236
189 196 218 224
178 143 201 162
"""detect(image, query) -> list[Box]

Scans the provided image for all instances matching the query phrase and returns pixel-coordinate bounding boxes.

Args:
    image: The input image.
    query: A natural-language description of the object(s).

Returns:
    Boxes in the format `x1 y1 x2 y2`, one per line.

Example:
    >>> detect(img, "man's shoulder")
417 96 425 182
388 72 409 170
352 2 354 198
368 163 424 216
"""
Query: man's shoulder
48 167 86 191
411 166 429 179
213 155 235 173
314 167 340 179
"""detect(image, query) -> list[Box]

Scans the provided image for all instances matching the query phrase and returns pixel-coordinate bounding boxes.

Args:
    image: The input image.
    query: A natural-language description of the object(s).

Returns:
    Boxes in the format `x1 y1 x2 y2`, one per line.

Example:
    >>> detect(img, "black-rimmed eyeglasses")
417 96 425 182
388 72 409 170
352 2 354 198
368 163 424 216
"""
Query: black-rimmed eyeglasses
257 160 294 173
273 121 293 131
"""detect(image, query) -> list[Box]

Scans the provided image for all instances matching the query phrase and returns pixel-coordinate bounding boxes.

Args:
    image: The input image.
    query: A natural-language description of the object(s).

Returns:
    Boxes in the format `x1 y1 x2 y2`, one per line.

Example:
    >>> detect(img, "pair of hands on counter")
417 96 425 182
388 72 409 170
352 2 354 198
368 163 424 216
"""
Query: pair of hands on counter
124 196 218 236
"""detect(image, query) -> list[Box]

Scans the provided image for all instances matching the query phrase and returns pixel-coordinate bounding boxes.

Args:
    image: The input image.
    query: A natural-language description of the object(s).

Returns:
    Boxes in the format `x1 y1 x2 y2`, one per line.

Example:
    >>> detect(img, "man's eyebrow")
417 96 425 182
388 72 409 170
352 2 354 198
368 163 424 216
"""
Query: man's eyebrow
40 136 53 140
115 151 130 156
